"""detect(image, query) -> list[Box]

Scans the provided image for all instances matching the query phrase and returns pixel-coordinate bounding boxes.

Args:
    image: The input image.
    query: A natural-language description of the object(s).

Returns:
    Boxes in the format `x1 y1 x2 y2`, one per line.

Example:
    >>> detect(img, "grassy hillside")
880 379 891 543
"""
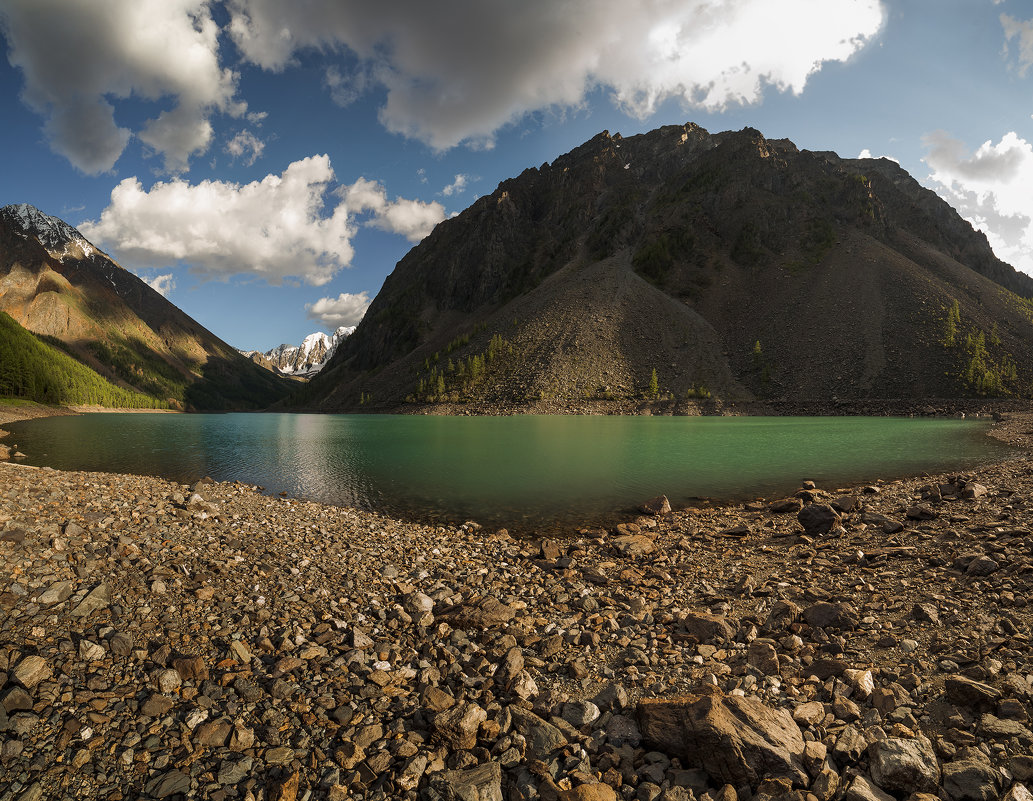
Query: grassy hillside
0 312 165 408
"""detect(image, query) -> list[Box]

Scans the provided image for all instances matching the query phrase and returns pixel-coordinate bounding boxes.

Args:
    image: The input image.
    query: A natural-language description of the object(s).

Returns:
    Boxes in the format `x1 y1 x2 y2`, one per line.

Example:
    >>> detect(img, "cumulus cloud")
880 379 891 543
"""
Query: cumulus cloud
226 0 885 150
306 291 371 328
857 148 899 164
341 177 445 242
225 130 265 166
0 0 242 173
79 156 442 285
1002 14 1033 75
442 174 470 197
143 273 176 297
80 155 355 286
923 130 1033 274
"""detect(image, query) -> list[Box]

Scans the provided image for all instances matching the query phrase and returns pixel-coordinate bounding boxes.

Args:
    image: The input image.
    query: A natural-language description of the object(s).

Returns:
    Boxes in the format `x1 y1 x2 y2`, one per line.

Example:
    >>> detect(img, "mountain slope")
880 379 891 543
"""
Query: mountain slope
0 311 163 408
0 204 291 410
299 123 1033 412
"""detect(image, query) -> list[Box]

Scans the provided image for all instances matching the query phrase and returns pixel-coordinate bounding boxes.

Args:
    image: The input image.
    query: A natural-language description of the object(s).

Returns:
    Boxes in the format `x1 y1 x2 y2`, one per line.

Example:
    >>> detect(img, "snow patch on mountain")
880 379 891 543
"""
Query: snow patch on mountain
241 326 354 376
0 203 98 261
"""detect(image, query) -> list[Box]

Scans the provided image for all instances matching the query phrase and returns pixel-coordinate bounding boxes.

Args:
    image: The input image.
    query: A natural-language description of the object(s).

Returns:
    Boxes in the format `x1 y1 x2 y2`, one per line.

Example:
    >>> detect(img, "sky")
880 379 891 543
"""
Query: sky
2 1 1033 353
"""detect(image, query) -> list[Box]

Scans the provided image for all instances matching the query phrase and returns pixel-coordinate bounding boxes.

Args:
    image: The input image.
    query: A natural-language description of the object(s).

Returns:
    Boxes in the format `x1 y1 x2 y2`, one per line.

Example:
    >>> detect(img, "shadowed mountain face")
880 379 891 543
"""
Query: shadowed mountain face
0 204 291 410
297 123 1033 412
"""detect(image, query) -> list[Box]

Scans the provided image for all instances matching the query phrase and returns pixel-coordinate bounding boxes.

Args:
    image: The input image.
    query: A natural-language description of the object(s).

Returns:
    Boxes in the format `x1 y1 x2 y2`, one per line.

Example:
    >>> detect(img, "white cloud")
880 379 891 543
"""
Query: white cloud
225 130 265 166
144 273 176 297
341 177 445 242
1002 14 1033 75
442 174 470 197
227 0 885 151
79 156 442 285
0 0 242 174
306 291 371 328
923 130 1033 275
856 148 899 163
80 155 355 286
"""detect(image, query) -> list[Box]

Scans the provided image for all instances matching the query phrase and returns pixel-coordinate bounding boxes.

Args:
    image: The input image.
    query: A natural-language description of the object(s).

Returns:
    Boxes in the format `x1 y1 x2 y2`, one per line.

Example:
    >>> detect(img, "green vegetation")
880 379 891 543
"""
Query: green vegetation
632 229 695 283
684 384 711 399
408 332 517 403
943 299 960 347
940 299 1022 396
648 368 659 398
0 312 166 408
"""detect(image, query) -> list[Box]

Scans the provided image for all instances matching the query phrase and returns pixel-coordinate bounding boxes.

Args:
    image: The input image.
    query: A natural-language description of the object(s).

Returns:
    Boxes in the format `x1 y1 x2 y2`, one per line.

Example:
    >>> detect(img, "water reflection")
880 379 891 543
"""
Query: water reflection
5 413 1013 530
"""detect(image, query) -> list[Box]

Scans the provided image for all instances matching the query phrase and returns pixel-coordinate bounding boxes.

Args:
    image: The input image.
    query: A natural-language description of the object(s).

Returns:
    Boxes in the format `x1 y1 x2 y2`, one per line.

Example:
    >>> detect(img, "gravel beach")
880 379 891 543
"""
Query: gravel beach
3 406 1033 801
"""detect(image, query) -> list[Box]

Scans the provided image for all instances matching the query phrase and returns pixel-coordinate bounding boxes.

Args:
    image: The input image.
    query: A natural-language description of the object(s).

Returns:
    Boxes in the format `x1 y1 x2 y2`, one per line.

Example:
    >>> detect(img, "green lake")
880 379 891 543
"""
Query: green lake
3 413 1014 530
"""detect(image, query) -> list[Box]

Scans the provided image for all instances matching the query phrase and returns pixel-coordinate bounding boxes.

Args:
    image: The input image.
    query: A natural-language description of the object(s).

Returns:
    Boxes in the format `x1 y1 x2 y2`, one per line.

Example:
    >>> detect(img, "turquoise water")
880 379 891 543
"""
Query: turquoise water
3 413 1013 529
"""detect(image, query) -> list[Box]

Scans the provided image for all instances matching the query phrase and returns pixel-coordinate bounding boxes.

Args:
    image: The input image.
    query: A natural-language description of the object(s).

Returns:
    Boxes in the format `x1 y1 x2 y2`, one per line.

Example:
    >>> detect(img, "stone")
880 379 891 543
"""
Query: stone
433 701 487 750
679 610 736 643
640 495 672 515
770 498 804 514
980 713 1033 742
70 583 110 617
762 600 801 633
430 761 503 801
12 655 51 689
945 675 1001 710
843 775 894 801
942 754 1004 801
748 640 779 675
145 770 191 798
637 693 807 787
559 785 618 801
217 756 253 785
78 639 105 661
613 534 656 556
440 596 516 628
966 556 1000 576
38 580 73 604
267 771 300 801
868 736 941 794
1003 785 1033 801
802 602 856 631
797 504 841 535
793 701 825 727
510 707 569 757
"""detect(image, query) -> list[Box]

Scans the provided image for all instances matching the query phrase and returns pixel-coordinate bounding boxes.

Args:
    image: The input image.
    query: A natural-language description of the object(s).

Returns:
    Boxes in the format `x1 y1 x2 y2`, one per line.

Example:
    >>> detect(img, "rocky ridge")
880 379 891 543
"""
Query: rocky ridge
304 122 1033 413
3 410 1033 800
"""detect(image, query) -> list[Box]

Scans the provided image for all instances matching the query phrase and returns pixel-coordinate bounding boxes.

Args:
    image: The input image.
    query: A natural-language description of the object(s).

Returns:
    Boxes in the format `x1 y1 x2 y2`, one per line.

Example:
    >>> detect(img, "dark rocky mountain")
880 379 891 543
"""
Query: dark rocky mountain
297 123 1033 413
0 204 291 410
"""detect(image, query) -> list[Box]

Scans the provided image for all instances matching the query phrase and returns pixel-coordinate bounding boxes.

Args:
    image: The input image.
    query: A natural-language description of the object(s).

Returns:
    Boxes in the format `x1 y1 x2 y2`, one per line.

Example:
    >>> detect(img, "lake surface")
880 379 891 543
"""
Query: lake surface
4 413 1013 530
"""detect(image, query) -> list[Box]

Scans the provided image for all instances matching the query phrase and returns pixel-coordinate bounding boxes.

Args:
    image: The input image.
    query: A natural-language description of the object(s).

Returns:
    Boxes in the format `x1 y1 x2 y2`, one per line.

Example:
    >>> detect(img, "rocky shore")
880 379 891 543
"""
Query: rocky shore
3 409 1033 801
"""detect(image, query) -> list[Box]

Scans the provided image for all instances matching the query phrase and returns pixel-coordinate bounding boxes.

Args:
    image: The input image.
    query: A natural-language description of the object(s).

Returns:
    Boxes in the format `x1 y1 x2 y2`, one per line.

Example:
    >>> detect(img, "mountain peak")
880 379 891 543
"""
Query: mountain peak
0 203 97 261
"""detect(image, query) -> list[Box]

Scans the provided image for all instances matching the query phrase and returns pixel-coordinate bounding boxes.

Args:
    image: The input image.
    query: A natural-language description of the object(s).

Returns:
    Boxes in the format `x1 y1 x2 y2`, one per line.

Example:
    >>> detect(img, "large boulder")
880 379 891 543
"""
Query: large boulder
637 692 807 788
868 736 941 794
797 504 841 535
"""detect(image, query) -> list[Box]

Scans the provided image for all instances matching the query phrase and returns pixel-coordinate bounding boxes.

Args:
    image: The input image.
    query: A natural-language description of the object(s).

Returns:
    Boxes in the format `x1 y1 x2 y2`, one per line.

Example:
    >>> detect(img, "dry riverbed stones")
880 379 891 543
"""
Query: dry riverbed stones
3 432 1033 800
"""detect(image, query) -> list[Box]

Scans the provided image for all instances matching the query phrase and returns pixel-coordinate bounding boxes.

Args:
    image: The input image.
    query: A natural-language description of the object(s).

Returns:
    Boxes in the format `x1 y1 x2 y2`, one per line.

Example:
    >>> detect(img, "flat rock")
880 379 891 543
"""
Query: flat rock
637 693 808 788
70 583 110 618
679 610 735 643
439 596 516 628
12 655 51 689
803 602 857 631
430 760 503 801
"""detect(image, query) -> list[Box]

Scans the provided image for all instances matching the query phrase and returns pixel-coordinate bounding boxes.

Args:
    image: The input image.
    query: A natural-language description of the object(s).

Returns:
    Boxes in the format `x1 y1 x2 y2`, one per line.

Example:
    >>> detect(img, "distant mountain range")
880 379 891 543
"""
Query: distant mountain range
0 203 291 410
240 327 354 378
295 122 1033 412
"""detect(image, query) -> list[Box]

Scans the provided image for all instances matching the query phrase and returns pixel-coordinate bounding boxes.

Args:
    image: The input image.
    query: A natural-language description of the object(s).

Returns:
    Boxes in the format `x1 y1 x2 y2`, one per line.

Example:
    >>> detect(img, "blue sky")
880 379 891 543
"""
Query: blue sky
2 0 1033 352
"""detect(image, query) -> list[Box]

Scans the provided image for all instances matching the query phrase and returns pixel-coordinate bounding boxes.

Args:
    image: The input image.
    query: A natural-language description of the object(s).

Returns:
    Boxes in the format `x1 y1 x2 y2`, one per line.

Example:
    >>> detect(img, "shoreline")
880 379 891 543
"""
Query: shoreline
3 417 1033 799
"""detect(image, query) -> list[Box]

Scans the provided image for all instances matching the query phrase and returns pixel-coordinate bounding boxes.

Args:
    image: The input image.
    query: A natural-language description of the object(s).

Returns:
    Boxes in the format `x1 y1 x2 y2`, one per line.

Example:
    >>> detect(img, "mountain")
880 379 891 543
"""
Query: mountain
0 204 292 410
241 326 354 377
298 122 1033 412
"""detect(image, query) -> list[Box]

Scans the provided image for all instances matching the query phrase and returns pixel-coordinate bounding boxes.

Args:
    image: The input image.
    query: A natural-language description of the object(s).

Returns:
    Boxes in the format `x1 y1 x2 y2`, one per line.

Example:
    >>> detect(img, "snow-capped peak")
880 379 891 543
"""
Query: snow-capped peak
0 203 98 261
240 326 354 376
